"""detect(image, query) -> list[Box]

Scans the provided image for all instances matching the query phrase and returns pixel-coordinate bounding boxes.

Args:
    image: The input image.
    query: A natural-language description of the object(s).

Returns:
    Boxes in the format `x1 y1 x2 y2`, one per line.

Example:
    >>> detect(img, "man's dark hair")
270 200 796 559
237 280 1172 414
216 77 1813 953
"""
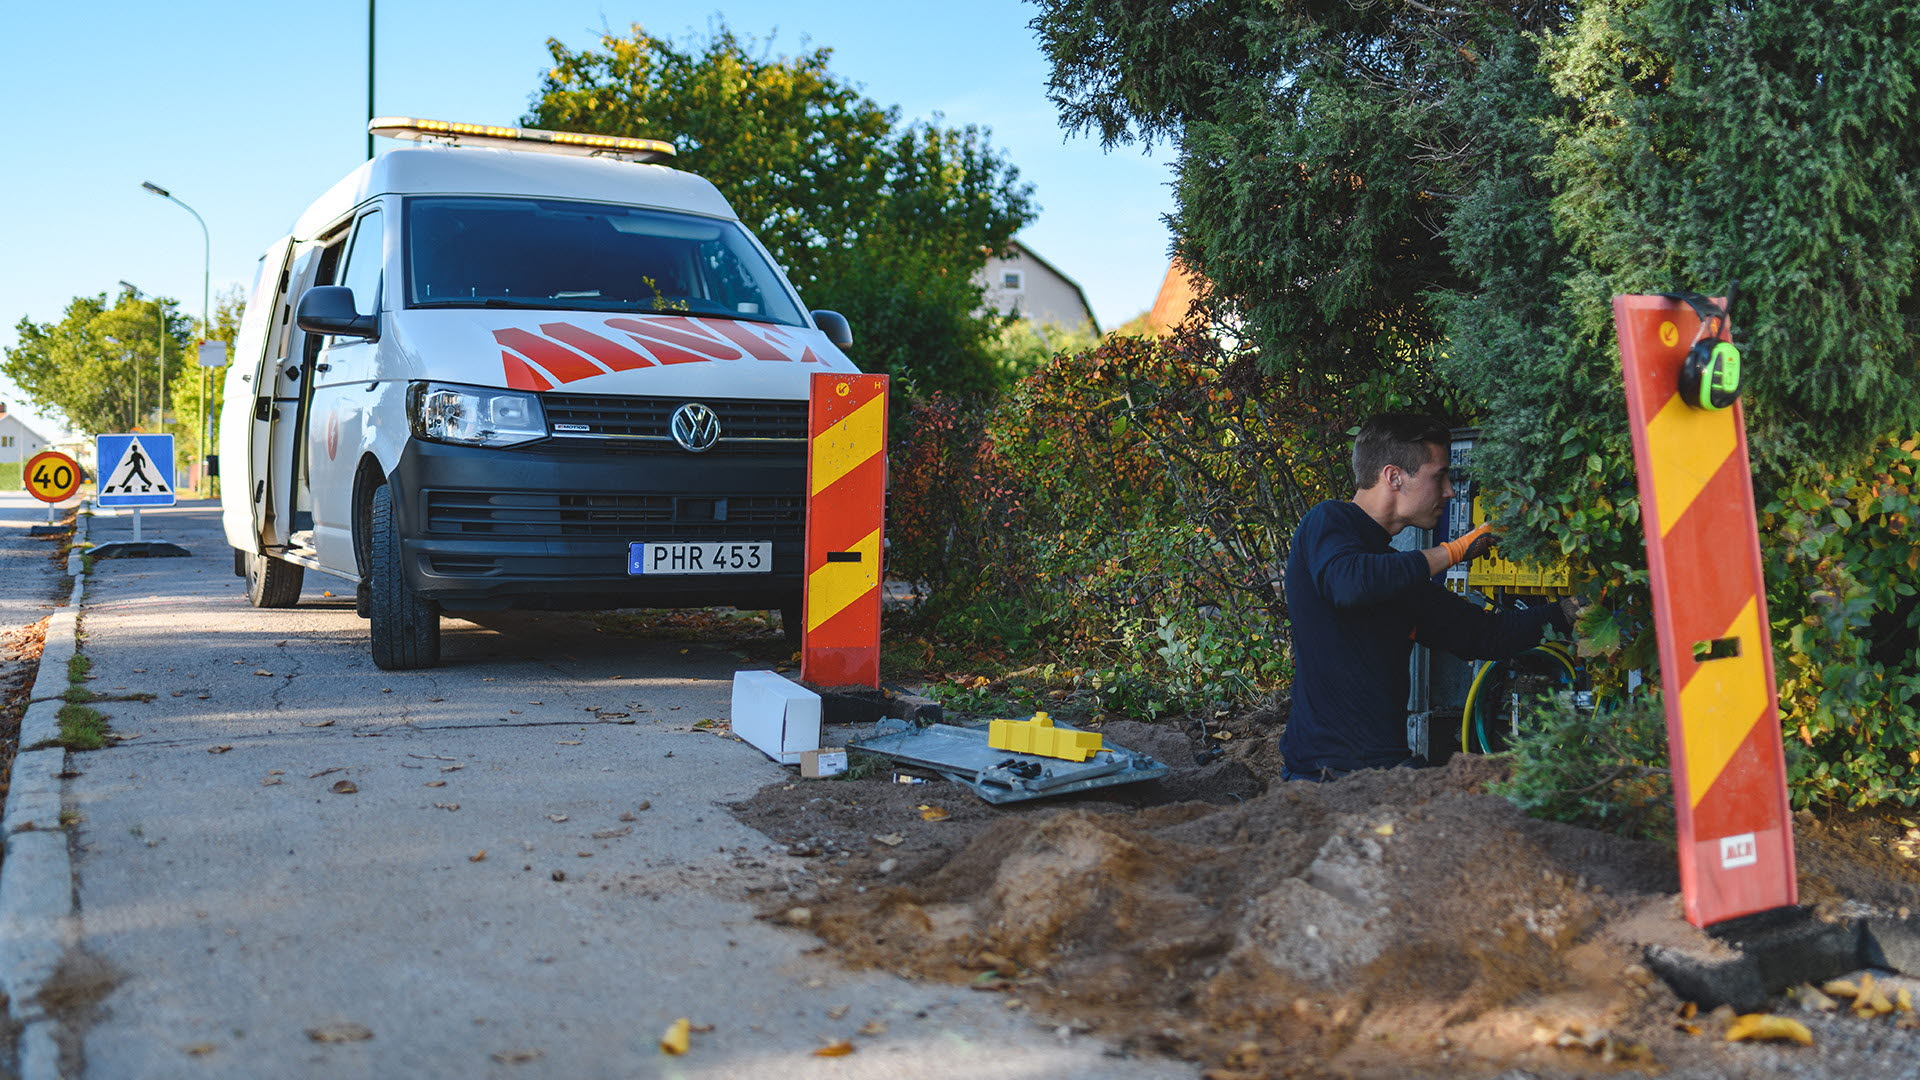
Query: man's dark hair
1351 413 1449 489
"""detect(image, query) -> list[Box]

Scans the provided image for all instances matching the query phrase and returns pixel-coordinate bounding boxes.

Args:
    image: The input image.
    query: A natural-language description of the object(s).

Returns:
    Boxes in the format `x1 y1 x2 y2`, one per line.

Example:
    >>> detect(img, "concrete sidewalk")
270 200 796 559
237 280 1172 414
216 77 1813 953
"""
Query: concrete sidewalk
43 501 1189 1079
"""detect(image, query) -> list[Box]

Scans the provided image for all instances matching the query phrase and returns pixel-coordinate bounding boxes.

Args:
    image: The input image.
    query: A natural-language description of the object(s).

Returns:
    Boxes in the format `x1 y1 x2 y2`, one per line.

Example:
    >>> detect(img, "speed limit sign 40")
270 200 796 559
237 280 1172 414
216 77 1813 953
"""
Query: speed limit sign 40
24 450 82 503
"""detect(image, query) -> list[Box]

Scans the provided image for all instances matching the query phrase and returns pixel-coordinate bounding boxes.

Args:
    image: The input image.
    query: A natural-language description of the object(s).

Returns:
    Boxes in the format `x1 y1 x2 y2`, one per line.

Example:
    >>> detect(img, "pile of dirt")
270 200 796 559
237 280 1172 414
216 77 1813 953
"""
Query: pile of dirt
732 724 1920 1078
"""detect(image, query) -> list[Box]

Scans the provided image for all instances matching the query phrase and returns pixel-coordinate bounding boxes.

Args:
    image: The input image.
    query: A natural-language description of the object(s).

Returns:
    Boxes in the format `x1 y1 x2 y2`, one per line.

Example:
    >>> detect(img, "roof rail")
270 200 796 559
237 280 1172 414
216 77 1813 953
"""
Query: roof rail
368 117 675 164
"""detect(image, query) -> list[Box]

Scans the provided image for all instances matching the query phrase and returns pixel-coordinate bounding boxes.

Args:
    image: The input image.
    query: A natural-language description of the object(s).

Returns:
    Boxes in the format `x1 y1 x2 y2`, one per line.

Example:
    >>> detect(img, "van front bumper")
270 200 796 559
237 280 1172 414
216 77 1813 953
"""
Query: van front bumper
390 438 806 610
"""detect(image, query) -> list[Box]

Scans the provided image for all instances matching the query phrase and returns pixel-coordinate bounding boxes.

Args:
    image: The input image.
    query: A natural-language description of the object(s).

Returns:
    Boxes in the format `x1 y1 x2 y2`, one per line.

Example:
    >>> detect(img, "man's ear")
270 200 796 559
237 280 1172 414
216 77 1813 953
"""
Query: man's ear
1383 465 1402 491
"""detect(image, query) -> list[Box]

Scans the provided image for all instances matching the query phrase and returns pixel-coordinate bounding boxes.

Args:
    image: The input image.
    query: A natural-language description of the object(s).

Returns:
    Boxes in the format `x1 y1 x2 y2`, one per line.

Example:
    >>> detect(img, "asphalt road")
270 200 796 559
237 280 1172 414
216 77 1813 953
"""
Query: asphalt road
57 500 1190 1079
0 491 68 636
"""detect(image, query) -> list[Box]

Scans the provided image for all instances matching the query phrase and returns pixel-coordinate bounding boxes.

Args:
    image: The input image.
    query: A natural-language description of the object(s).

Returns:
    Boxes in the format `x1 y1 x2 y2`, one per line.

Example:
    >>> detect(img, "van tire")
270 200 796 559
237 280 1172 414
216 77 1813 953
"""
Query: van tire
369 484 440 670
779 598 803 650
245 552 304 608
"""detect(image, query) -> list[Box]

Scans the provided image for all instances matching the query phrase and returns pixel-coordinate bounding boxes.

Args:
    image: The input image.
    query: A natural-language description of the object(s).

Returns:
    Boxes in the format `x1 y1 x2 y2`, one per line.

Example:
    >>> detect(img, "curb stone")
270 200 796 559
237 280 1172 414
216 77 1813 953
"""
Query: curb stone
2 505 88 1080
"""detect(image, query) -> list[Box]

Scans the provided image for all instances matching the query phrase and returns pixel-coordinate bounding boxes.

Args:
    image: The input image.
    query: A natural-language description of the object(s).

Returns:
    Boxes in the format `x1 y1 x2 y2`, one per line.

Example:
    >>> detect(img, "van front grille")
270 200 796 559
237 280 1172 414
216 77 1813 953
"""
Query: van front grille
424 491 805 540
542 394 809 448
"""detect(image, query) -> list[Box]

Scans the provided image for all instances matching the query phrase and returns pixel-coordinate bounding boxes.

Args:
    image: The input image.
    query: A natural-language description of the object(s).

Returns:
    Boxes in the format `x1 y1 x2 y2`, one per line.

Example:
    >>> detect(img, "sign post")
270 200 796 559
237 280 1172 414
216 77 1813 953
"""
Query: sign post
800 373 888 688
22 450 82 526
1615 294 1795 928
93 433 189 558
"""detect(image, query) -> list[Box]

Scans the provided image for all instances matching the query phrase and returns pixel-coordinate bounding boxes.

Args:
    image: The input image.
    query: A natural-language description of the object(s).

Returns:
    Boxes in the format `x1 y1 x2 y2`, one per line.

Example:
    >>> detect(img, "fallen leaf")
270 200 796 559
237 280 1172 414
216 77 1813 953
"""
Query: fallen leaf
261 777 283 787
440 763 465 772
306 1022 373 1043
689 1021 714 1033
660 1017 691 1055
592 827 633 839
434 803 460 811
331 780 359 795
183 1042 216 1056
827 1004 850 1020
1822 978 1861 1000
491 1048 543 1064
812 1040 855 1058
1210 730 1233 741
1852 973 1895 1018
557 740 582 746
300 720 336 728
528 701 543 705
254 670 273 677
1725 1014 1813 1045
1372 823 1395 837
208 745 232 754
919 806 950 822
547 814 569 823
1898 987 1913 1014
425 780 447 788
469 850 487 862
1677 1001 1698 1020
1788 984 1838 1012
858 1019 887 1037
427 697 445 703
873 833 905 847
309 767 346 779
781 907 812 926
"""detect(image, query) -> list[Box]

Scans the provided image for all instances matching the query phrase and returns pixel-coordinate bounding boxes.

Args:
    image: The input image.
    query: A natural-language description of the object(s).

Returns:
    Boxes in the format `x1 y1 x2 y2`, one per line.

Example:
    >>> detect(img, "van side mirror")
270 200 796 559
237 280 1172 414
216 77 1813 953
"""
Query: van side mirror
297 286 378 340
810 310 853 349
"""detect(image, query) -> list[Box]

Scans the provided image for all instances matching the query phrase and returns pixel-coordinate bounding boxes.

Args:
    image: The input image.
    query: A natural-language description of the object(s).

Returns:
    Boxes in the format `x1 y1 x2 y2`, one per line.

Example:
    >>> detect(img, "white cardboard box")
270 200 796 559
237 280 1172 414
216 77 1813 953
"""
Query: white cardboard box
731 670 821 765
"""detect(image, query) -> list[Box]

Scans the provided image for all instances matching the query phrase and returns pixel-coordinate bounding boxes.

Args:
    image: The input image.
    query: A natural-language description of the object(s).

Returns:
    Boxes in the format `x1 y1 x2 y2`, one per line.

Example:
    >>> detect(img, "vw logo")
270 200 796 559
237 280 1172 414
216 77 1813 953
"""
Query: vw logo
670 402 722 453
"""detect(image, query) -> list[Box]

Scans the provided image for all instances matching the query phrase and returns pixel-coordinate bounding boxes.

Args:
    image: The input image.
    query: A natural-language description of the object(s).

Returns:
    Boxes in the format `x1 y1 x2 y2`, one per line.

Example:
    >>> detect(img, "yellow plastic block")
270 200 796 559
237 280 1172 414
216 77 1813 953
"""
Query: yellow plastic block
987 711 1103 762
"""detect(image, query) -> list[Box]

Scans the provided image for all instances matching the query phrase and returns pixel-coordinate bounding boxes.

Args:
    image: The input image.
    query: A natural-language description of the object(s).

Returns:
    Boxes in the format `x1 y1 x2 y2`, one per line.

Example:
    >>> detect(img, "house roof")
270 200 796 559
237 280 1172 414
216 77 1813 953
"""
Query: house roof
1144 259 1204 336
1003 238 1100 335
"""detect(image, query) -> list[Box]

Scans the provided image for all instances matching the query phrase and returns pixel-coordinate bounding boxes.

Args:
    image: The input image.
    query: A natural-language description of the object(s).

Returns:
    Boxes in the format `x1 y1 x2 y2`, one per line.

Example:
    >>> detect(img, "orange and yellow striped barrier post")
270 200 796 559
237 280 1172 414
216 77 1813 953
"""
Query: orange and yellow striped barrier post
801 373 888 688
1616 294 1795 928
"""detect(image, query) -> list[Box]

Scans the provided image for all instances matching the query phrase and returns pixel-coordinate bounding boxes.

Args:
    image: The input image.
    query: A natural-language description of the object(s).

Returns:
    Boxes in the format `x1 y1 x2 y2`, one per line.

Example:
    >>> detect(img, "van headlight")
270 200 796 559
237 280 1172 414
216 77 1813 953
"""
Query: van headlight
408 382 547 447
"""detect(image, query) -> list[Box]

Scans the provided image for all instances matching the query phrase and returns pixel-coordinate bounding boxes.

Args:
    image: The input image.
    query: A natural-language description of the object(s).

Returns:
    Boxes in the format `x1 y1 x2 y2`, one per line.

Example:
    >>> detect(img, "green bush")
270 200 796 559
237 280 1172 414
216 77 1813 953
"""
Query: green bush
1764 436 1920 808
888 324 1335 717
1493 694 1675 841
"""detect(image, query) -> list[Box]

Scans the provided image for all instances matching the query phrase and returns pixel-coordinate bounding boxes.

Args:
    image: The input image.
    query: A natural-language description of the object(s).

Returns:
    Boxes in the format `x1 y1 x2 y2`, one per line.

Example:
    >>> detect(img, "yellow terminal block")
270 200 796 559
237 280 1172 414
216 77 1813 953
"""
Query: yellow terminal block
987 711 1104 762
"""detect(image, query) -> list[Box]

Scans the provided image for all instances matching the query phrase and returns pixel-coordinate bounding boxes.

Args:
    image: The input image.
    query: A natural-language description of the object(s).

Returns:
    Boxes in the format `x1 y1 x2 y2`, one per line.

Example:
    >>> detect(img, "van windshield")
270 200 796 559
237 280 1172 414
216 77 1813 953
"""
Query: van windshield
404 196 807 326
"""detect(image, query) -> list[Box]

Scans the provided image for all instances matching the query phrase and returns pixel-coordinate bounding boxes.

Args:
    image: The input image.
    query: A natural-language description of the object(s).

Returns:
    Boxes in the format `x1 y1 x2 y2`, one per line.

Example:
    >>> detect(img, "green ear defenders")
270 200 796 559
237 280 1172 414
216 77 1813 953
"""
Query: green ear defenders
1660 283 1744 411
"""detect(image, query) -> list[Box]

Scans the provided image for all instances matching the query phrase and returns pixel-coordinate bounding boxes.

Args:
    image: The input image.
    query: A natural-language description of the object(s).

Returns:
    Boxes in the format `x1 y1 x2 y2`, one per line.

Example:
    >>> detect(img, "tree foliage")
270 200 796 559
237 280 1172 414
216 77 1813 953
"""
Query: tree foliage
4 289 193 435
3 287 243 466
524 22 1037 397
1033 0 1920 809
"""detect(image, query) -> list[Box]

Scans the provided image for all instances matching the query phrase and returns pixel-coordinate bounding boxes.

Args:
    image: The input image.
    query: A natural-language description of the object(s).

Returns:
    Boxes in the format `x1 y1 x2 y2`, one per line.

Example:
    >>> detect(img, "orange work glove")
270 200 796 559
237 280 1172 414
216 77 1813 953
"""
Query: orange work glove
1441 522 1499 567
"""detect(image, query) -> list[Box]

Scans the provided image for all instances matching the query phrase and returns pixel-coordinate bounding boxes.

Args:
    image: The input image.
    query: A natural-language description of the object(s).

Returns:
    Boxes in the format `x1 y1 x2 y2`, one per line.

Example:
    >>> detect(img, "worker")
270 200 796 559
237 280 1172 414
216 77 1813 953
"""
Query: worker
1280 413 1570 781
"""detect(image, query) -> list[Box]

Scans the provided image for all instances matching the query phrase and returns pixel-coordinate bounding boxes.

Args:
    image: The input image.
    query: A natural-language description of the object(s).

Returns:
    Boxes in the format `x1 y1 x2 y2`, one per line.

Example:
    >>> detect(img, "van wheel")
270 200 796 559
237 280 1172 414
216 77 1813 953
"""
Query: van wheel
779 598 804 650
245 551 304 608
369 484 440 670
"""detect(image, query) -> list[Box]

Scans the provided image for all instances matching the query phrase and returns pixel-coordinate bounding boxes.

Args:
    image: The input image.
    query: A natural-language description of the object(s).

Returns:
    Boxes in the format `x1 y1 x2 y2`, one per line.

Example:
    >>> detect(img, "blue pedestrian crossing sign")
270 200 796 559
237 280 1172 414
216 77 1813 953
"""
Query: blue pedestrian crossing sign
96 433 176 508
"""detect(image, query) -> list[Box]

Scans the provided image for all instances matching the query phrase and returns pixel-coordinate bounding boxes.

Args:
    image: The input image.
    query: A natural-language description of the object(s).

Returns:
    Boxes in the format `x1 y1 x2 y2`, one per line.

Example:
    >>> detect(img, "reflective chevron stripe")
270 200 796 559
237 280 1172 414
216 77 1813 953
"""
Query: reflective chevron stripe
1616 294 1797 928
801 373 888 688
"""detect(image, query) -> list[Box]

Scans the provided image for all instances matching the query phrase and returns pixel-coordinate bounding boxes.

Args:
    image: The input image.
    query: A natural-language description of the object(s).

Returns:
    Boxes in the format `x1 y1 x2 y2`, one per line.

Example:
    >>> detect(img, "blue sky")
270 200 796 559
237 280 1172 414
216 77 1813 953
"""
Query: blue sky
0 2 1174 439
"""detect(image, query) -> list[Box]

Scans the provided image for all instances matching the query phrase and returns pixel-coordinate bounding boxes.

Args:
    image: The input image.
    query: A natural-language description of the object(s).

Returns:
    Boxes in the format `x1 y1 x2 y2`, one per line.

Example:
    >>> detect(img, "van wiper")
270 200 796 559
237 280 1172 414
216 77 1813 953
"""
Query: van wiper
619 308 784 326
411 298 556 309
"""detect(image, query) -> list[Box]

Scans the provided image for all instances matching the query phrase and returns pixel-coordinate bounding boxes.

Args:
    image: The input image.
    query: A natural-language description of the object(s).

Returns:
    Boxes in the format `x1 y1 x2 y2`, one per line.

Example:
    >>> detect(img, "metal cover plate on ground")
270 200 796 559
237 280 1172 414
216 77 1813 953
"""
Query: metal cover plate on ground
851 720 1168 804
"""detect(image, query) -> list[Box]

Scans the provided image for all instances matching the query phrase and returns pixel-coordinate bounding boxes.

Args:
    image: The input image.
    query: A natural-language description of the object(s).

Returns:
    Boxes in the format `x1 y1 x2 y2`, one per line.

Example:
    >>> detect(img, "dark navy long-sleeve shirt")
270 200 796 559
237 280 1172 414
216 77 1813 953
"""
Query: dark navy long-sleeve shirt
1280 500 1561 774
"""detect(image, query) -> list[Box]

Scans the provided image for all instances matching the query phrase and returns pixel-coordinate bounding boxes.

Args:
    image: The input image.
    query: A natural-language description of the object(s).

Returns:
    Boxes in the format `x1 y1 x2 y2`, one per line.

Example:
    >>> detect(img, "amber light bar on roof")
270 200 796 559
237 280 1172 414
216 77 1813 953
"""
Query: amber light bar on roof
368 117 676 163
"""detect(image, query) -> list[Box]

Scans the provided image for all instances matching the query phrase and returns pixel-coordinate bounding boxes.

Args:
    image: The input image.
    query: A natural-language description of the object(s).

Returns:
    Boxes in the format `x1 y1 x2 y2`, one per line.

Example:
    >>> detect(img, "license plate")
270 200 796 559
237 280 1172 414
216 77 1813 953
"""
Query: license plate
628 541 771 575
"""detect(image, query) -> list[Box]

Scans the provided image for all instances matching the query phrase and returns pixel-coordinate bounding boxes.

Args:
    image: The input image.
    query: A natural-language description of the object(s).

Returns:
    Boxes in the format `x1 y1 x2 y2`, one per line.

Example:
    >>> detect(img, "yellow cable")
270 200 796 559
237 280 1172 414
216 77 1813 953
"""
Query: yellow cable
1458 643 1579 755
1461 660 1499 754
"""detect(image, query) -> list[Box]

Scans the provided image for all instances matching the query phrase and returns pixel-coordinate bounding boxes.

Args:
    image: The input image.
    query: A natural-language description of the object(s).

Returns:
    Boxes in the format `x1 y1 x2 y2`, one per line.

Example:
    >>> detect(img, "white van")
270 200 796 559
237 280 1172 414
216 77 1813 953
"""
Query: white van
219 118 858 670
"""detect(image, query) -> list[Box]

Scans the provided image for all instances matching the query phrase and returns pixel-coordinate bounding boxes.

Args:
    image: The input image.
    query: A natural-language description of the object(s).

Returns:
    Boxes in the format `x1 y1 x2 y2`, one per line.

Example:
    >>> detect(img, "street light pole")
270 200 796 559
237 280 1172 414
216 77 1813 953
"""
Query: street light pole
140 180 211 493
115 282 146 431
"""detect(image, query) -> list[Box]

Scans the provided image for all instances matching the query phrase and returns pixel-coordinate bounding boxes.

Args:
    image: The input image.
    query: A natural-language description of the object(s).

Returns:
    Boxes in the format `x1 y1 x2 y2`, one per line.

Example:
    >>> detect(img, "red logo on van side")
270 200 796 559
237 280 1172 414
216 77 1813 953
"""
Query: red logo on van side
491 316 824 392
